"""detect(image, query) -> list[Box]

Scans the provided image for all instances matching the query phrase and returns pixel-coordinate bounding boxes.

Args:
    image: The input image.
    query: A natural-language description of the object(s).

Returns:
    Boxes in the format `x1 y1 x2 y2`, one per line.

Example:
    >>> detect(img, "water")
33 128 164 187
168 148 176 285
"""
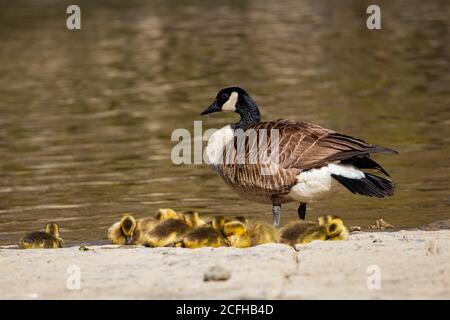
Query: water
0 0 449 245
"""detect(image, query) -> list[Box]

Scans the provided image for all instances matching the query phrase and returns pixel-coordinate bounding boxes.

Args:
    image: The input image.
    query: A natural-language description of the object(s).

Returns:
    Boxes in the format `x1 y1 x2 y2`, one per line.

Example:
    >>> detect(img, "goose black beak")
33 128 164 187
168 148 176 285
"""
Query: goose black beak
201 100 220 115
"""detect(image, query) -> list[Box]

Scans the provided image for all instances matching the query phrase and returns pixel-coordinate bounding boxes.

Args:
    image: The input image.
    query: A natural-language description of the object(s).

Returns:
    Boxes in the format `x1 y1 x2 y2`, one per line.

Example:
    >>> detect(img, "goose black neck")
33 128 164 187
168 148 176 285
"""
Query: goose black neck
231 95 261 131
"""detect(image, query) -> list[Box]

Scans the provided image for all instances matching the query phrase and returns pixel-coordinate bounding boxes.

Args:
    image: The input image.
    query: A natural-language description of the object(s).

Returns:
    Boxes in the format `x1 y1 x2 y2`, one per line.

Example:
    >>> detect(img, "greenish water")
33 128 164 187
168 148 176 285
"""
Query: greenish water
0 0 449 245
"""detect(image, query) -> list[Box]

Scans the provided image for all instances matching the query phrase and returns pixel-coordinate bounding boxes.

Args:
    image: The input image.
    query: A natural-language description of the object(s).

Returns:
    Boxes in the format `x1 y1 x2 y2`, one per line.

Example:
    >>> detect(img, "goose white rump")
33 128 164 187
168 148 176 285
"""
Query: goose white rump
288 163 364 203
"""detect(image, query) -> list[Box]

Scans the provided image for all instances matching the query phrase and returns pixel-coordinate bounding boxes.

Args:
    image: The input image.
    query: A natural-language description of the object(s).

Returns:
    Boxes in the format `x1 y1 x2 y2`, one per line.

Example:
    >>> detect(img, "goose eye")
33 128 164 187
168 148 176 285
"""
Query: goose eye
221 93 229 100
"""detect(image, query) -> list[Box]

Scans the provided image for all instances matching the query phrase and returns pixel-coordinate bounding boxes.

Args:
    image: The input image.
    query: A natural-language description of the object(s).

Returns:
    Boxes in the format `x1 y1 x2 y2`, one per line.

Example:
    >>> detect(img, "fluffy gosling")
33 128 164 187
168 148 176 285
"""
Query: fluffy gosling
180 218 229 248
280 215 349 245
248 223 280 246
318 215 349 240
136 208 180 233
222 220 252 248
143 211 205 247
108 214 140 245
18 223 64 249
280 220 324 245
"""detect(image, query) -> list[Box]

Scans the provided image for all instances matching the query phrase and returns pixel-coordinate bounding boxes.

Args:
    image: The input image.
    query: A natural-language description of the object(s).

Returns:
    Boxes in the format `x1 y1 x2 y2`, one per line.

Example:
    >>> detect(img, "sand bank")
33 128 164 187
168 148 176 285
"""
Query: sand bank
1 230 449 299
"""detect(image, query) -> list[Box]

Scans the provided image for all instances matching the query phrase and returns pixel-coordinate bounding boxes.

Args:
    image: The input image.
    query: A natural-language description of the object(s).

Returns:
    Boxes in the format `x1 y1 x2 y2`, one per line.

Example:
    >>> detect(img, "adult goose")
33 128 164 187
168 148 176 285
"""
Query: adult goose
201 87 397 226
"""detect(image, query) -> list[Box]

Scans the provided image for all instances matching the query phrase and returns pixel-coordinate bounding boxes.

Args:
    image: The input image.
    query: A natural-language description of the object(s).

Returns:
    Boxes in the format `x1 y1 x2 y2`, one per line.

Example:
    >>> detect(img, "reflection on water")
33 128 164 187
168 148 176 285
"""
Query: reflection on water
0 0 449 245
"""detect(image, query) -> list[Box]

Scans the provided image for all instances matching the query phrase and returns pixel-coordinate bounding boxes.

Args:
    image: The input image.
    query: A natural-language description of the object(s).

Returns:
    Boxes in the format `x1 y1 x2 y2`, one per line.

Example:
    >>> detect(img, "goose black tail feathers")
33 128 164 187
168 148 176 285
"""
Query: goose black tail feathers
342 156 391 177
331 173 395 198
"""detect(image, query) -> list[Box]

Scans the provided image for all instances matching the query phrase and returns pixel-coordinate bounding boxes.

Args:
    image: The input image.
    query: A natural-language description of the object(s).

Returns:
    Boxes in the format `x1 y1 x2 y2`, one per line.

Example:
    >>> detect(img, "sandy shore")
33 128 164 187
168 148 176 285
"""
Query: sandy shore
1 230 449 299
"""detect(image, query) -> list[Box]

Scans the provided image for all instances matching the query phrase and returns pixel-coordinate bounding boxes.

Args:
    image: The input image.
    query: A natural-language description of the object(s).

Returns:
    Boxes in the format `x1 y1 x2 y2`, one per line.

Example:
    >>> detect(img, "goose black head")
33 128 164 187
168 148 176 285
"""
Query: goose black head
201 87 261 129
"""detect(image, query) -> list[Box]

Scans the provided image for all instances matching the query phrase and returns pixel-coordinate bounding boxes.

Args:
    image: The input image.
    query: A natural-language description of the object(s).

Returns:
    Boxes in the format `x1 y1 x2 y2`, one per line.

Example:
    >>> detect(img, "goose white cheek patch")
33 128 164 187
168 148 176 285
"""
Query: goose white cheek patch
222 91 238 111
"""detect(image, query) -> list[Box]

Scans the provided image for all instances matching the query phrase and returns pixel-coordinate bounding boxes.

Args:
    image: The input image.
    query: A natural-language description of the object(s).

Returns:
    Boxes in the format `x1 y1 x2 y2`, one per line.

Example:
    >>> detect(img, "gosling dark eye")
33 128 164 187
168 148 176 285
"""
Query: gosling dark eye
221 93 229 100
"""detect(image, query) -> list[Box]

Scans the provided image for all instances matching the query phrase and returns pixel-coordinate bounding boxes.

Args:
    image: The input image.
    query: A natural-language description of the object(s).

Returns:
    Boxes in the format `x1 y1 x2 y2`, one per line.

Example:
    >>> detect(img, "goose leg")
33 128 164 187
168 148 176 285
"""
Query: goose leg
298 203 307 220
272 204 281 226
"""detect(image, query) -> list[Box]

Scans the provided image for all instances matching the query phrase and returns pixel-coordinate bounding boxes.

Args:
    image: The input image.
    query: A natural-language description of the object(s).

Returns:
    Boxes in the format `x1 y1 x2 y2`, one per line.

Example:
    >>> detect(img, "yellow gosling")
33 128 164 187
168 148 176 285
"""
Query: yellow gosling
136 209 179 236
181 225 228 248
143 211 204 247
279 221 318 246
296 225 327 244
143 219 190 247
18 223 64 249
280 215 349 245
249 223 280 246
136 217 158 233
108 214 139 245
211 216 226 232
181 211 206 227
222 220 251 248
156 208 180 220
318 215 349 240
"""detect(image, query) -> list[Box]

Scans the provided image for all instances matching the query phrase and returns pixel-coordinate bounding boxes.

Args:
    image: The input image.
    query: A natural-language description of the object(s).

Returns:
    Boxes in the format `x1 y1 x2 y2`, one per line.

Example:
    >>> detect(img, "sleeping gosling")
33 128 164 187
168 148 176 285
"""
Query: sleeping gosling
222 220 252 248
280 220 323 245
19 223 64 249
280 215 349 245
180 217 229 248
136 208 180 233
318 215 349 241
248 223 280 246
143 211 205 247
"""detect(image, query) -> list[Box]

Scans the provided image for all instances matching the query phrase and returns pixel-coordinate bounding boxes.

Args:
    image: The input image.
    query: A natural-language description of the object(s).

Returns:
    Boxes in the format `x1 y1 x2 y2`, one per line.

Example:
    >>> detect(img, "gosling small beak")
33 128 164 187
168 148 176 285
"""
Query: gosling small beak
201 100 221 115
125 236 133 245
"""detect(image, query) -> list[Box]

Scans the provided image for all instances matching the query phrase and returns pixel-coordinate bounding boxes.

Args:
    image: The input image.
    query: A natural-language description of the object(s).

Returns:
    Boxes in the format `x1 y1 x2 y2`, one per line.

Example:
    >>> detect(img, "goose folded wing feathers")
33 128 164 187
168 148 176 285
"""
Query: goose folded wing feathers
245 120 396 173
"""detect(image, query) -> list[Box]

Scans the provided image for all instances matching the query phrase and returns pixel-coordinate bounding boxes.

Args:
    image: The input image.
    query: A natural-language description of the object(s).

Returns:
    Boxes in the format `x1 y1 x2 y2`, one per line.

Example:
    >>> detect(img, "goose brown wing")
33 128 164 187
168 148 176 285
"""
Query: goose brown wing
217 119 396 198
248 119 397 172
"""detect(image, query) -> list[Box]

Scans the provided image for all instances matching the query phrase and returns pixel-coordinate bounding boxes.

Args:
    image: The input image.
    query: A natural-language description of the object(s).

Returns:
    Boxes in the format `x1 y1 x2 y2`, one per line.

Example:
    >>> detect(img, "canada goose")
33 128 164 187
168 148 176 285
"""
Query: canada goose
201 87 397 225
18 223 64 249
108 214 140 245
143 211 205 247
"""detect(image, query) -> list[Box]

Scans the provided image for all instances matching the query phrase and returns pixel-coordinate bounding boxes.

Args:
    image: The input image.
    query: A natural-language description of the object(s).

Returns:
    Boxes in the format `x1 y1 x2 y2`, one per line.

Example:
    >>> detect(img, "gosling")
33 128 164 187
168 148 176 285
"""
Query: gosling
108 214 140 245
221 219 280 248
143 211 205 247
280 215 349 245
180 216 229 248
318 215 349 241
18 223 64 249
136 208 180 232
222 220 252 248
248 223 280 246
